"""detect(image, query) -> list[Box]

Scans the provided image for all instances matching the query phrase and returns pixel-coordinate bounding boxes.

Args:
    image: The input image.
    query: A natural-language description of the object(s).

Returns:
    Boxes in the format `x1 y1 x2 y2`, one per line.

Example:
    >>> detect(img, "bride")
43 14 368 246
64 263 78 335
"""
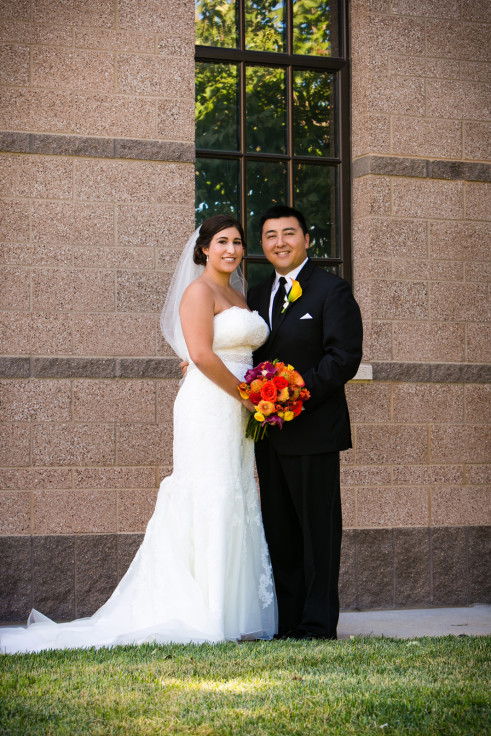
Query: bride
0 214 277 654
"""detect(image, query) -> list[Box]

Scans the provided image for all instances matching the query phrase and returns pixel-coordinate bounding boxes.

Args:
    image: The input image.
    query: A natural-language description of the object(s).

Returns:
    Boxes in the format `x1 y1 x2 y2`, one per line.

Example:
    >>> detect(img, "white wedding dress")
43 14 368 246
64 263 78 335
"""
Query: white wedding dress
0 307 277 654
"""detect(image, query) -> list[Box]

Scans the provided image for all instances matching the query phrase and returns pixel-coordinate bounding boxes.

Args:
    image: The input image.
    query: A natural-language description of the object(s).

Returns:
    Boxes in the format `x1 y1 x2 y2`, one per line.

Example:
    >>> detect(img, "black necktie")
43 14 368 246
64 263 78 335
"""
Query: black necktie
271 277 287 329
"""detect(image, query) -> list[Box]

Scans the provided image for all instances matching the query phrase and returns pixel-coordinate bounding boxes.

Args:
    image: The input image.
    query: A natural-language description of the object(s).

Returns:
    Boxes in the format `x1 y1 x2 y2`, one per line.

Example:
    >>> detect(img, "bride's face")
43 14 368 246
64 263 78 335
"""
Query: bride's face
203 227 244 274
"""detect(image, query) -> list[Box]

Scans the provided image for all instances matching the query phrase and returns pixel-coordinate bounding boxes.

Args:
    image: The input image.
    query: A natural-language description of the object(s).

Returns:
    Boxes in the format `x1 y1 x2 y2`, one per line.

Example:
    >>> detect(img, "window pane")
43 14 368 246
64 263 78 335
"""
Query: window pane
245 261 274 288
195 0 238 49
196 62 239 151
293 70 336 157
246 160 287 253
293 0 339 57
245 0 285 52
196 158 240 222
294 163 338 258
246 66 286 154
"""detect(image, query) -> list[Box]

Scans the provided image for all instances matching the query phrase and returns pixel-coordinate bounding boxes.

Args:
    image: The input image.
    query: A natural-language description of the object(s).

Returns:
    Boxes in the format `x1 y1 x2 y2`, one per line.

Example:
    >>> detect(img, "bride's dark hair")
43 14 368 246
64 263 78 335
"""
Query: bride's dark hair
194 214 246 266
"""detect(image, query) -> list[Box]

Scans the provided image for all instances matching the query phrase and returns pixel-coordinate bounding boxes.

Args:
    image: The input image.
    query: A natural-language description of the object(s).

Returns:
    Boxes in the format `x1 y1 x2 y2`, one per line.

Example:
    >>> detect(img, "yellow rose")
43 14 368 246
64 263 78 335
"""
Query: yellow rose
283 411 294 421
254 412 265 422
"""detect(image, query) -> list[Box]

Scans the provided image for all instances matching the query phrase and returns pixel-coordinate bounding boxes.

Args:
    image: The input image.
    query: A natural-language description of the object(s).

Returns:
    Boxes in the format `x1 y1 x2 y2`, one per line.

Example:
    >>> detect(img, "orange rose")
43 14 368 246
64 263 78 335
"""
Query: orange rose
260 380 277 402
257 400 275 416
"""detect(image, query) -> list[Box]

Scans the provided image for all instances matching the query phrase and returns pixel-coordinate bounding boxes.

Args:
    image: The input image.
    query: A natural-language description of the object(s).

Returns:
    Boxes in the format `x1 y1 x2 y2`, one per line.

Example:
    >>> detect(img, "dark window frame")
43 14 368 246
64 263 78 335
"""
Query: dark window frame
195 0 352 283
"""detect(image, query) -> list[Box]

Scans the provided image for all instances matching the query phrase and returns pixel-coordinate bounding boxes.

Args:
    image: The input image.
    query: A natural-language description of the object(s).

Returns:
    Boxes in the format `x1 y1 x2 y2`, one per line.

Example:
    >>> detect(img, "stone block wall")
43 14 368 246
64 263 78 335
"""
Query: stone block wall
345 0 490 608
0 0 489 621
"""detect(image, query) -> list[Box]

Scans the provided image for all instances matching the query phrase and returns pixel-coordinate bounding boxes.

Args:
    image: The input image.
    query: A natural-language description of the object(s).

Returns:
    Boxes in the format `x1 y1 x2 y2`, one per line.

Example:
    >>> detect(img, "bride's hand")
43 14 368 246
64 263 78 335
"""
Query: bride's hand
179 360 189 377
241 398 255 413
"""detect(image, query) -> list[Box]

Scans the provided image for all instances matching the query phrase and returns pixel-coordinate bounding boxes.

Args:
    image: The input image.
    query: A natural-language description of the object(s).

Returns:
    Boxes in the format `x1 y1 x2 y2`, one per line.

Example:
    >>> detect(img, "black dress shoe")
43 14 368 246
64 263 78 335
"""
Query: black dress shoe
288 629 337 641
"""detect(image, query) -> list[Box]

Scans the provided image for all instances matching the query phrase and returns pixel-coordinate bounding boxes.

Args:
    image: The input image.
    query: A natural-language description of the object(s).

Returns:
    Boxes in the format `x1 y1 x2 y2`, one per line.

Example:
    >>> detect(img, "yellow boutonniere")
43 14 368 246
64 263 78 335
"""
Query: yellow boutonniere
281 279 302 313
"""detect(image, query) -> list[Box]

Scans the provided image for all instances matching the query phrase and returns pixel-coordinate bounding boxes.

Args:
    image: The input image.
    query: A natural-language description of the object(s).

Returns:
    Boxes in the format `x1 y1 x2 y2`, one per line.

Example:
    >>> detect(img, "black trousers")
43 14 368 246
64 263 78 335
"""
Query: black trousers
255 441 342 638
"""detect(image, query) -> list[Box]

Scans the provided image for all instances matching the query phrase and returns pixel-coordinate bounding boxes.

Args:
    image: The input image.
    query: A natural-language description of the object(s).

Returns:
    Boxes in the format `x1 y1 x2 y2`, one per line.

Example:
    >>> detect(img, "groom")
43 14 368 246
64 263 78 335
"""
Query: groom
247 205 363 640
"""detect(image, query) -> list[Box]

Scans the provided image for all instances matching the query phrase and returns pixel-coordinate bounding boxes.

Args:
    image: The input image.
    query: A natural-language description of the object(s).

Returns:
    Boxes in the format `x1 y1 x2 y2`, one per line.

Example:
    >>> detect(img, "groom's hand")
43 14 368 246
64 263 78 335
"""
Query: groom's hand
179 360 189 377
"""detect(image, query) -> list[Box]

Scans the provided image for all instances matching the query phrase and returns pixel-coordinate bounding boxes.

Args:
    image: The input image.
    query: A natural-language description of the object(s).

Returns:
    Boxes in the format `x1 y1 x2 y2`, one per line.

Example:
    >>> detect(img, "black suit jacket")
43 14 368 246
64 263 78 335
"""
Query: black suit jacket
247 259 363 455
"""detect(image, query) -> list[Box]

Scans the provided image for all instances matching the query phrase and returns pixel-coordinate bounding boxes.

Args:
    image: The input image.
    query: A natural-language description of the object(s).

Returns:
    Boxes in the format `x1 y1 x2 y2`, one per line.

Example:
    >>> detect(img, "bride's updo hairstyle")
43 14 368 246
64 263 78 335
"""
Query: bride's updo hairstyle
193 214 246 266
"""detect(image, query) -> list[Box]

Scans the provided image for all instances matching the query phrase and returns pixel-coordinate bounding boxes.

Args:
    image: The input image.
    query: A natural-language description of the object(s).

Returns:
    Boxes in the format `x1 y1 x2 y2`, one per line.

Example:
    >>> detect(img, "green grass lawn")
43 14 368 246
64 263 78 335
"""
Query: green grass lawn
1 636 489 735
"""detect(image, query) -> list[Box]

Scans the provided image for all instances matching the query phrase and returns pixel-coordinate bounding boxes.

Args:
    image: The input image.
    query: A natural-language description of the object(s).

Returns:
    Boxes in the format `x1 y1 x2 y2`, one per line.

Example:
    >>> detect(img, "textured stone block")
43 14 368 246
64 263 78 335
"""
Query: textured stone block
118 358 181 379
465 182 491 221
427 80 490 120
74 467 156 490
0 491 30 534
0 267 30 309
32 423 116 466
33 0 114 27
393 384 464 424
371 362 431 382
0 0 31 23
429 161 490 183
29 133 113 158
0 379 71 422
430 283 488 322
117 424 173 466
465 385 491 426
0 536 32 621
357 486 429 528
0 242 73 268
0 468 72 490
115 138 195 163
391 0 460 17
75 534 118 617
73 314 156 356
371 279 428 320
74 159 194 205
391 118 462 159
356 155 426 178
341 487 355 528
432 486 491 526
32 536 75 621
429 221 490 261
75 29 154 53
0 153 72 199
468 527 491 603
0 22 73 46
467 324 491 363
0 44 30 85
431 425 489 465
0 88 75 133
369 77 425 116
0 358 30 378
116 270 170 312
364 320 393 361
345 382 391 423
157 99 195 142
156 380 181 424
73 379 156 423
0 423 30 467
118 0 168 32
393 465 464 486
0 130 30 154
356 425 428 465
392 179 464 220
31 358 116 378
33 489 117 534
351 113 391 158
117 533 144 581
357 529 394 609
0 312 72 355
118 488 158 532
460 61 490 82
341 465 392 487
32 268 115 312
73 94 156 138
32 47 114 93
389 57 460 79
0 200 30 243
431 527 468 606
73 246 154 270
352 177 391 218
339 529 356 610
32 200 114 246
426 20 490 62
394 528 431 607
117 203 193 249
117 55 194 97
465 465 491 485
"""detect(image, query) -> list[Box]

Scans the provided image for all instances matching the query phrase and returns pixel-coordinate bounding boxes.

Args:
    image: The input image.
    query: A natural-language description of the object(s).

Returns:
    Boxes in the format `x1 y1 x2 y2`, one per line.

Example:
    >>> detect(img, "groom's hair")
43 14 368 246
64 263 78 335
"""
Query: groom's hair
194 214 246 265
259 205 308 236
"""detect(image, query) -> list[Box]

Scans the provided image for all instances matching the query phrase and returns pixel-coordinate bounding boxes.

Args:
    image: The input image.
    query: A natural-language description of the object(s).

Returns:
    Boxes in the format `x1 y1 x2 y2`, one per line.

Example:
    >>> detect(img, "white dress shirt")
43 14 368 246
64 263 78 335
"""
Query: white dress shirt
268 258 308 327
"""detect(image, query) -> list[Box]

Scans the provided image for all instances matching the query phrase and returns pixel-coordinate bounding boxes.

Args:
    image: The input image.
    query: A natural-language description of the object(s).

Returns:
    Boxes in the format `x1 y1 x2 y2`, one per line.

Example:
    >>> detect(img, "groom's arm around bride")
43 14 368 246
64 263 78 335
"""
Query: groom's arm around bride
247 205 363 640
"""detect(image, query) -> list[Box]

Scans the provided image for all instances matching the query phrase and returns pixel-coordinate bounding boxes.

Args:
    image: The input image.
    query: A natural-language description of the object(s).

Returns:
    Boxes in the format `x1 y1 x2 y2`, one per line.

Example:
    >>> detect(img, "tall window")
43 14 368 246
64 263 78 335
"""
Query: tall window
195 0 350 285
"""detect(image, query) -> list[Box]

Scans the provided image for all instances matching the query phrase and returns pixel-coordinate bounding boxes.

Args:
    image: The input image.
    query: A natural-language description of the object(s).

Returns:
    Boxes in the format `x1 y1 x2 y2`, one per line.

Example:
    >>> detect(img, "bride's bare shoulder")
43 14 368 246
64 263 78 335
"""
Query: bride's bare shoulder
180 278 215 312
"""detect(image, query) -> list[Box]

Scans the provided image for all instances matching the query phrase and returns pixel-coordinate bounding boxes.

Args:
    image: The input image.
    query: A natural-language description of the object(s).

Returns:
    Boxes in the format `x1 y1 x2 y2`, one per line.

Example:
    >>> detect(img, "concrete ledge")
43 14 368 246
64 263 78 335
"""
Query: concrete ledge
352 155 491 183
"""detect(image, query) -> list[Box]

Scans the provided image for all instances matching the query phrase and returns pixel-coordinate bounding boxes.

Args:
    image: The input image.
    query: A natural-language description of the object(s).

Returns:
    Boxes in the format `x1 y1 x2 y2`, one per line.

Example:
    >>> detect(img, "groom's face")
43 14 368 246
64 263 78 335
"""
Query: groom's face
260 216 310 275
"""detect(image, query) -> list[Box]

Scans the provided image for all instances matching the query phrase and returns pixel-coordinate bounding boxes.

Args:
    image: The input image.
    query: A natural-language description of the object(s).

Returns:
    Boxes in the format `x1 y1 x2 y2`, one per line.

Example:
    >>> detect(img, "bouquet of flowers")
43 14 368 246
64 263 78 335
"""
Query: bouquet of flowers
237 360 311 441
